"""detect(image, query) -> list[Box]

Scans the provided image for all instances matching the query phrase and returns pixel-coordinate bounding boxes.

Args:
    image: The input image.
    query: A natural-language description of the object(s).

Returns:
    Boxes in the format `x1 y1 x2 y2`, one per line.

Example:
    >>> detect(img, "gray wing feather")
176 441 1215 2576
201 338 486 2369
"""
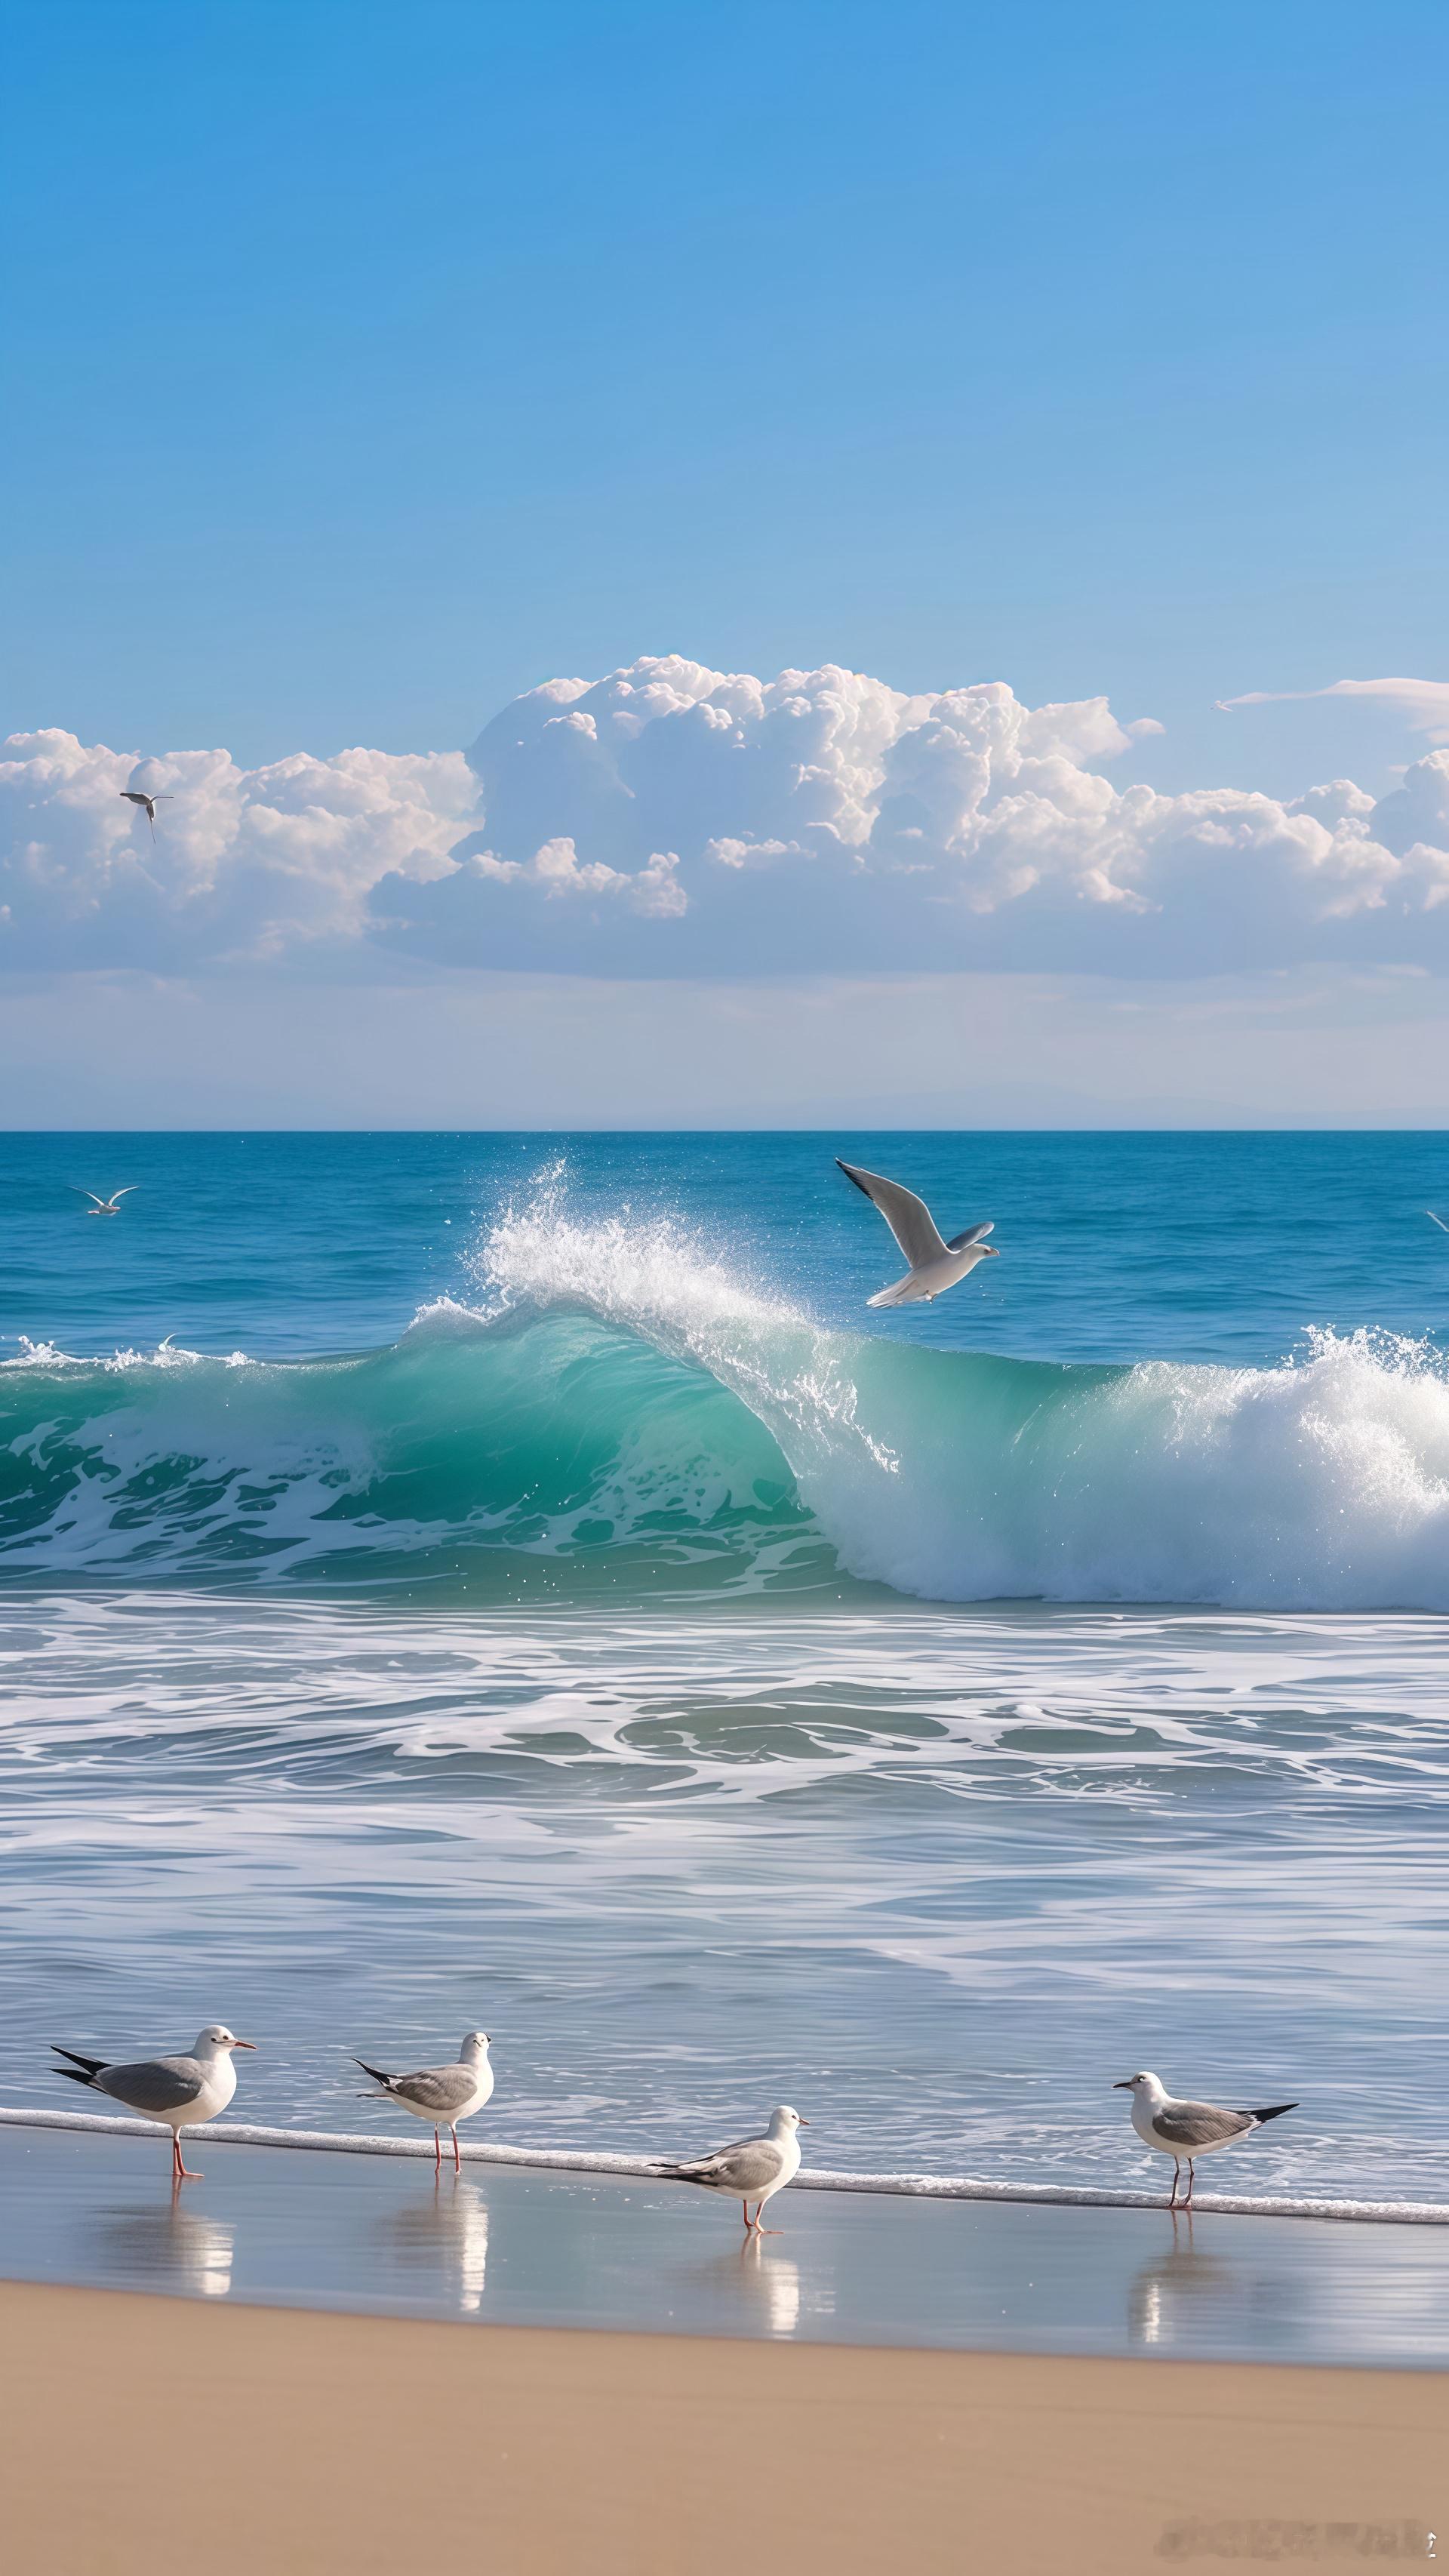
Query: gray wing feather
678 2136 787 2193
94 2056 207 2116
837 1162 947 1268
1152 2102 1254 2148
388 2066 479 2115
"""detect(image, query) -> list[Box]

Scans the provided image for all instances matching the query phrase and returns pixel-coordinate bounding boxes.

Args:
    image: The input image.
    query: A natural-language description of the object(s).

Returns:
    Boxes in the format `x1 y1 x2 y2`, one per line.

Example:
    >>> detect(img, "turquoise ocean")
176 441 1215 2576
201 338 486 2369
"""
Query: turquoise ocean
3 1131 1448 2197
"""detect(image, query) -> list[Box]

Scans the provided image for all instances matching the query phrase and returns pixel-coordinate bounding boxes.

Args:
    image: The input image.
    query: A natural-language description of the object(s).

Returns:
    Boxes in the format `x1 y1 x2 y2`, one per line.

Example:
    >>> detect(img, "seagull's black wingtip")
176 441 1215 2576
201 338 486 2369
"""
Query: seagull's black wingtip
835 1159 871 1199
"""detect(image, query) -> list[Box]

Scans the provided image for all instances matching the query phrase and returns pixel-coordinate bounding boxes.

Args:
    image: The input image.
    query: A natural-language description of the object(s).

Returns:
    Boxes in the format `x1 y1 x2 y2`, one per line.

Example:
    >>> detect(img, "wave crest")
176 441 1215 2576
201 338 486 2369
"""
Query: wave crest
3 1184 1449 1608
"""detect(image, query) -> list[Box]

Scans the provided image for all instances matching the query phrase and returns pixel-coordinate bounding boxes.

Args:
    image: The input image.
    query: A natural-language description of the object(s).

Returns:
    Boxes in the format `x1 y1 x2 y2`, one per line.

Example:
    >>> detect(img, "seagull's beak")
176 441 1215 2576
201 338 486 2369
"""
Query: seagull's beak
1112 2080 1132 2091
233 2039 257 2050
797 2117 811 2125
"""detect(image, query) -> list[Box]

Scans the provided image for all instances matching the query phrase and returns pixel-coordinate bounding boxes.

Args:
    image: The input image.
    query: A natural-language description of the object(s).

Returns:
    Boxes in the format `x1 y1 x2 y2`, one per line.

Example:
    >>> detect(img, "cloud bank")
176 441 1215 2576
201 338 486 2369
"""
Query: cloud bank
8 656 1449 979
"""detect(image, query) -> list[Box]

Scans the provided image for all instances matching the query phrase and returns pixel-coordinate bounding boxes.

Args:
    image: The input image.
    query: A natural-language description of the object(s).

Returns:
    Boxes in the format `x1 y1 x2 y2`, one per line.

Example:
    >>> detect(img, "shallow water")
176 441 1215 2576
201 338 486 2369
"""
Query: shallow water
4 2125 1447 2366
2 1132 1447 2205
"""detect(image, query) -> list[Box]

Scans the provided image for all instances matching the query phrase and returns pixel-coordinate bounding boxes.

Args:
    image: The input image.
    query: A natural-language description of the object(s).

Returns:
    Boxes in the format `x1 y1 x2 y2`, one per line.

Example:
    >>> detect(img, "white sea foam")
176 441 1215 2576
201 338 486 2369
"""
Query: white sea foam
470 1186 1449 1610
5 1186 1449 1609
2 1587 1447 2199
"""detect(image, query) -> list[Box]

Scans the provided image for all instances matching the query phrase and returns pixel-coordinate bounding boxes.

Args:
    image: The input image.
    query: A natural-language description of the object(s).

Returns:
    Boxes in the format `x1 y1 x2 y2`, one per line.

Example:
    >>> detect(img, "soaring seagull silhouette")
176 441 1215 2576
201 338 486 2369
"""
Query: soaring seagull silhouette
837 1159 1000 1308
69 1187 139 1217
118 789 172 841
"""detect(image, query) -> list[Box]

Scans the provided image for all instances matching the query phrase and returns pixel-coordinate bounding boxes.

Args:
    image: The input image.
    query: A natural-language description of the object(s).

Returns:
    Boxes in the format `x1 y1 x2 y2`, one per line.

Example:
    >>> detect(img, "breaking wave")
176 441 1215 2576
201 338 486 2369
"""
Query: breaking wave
4 1186 1449 1607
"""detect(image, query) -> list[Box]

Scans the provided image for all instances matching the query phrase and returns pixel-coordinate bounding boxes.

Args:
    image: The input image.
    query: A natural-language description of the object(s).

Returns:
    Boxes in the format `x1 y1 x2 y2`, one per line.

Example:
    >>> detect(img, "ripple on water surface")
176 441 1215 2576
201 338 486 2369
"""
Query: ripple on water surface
0 1590 1445 2205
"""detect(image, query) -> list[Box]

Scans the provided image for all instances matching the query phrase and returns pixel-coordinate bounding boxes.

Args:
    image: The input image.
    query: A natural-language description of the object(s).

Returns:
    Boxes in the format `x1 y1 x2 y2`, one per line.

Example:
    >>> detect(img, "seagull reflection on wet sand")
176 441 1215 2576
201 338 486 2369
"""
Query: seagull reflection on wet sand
380 2175 490 2314
675 2239 804 2337
91 2184 235 2301
1130 2214 1234 2350
15 2125 1449 2368
738 2236 802 2336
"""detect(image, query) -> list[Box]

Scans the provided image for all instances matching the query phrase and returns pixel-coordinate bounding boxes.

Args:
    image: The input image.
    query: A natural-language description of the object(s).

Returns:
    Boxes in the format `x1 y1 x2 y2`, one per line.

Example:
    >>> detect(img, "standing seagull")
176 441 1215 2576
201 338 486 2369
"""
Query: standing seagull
68 1186 139 1217
118 789 172 841
51 2024 256 2181
355 2032 494 2174
664 2104 808 2235
1115 2071 1298 2208
836 1160 1000 1308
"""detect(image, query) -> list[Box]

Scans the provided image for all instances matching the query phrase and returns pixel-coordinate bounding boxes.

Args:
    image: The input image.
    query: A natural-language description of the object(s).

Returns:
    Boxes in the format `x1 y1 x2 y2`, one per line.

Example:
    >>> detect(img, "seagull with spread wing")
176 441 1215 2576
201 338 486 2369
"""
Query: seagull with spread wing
836 1159 1001 1308
118 789 172 841
69 1187 139 1216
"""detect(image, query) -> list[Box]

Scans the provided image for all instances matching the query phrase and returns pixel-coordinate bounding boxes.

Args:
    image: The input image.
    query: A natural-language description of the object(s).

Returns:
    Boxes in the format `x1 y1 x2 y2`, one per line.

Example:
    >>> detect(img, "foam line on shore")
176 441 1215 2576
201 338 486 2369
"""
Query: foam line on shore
2 2106 1445 2226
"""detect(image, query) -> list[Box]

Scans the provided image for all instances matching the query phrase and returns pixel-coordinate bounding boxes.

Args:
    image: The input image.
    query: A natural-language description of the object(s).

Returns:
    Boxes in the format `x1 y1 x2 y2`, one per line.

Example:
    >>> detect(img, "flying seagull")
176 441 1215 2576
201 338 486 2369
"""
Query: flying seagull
1114 2070 1297 2209
51 2024 256 2181
663 2104 808 2235
119 789 172 840
355 2031 494 2174
836 1159 1000 1308
1428 1212 1449 1232
69 1187 139 1216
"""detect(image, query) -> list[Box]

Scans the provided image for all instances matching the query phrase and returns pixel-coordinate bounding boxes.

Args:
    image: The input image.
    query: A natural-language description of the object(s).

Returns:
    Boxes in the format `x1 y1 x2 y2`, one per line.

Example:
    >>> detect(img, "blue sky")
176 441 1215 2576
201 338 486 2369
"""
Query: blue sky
5 0 1449 1121
8 0 1447 779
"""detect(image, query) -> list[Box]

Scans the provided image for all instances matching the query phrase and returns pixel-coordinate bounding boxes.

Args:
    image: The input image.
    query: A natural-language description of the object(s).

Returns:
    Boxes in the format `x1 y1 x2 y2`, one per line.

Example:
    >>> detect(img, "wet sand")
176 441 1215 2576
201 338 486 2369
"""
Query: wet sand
7 2120 1449 2365
2 2279 1442 2576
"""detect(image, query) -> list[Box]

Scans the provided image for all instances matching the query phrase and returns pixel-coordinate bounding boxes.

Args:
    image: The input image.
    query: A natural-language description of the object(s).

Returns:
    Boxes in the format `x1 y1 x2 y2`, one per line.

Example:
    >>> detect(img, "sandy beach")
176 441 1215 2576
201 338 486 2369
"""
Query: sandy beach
11 0 1449 2563
2 2280 1441 2576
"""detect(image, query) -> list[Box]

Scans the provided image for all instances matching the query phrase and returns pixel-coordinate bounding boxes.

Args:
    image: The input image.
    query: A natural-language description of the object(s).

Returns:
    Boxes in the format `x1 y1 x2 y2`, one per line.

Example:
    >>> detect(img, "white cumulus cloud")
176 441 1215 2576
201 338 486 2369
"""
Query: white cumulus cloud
449 836 685 916
0 728 478 968
8 654 1449 979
